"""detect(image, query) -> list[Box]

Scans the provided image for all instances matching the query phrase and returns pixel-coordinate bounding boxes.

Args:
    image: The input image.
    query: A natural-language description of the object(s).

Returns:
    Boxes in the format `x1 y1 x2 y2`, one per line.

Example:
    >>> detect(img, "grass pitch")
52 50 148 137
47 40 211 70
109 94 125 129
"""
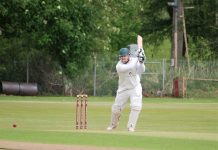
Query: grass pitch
0 96 217 150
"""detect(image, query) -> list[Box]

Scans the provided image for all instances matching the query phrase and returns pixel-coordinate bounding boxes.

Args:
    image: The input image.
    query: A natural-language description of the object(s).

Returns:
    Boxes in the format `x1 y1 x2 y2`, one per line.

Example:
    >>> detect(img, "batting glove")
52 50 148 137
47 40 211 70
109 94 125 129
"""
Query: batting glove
138 48 146 63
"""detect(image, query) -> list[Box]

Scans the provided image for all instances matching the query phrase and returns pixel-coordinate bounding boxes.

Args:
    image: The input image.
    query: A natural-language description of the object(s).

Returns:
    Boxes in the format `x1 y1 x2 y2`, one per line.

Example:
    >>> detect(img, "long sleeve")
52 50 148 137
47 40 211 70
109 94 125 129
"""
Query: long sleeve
136 61 145 75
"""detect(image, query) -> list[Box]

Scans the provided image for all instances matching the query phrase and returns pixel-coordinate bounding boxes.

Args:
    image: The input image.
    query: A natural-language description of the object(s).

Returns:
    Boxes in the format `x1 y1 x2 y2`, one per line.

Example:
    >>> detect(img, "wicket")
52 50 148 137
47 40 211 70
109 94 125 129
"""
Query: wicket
75 94 88 129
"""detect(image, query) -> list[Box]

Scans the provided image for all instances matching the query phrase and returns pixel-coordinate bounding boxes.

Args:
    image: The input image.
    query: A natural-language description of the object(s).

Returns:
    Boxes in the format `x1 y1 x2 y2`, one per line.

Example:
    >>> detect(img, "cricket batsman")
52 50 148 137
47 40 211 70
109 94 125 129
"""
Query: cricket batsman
107 37 145 132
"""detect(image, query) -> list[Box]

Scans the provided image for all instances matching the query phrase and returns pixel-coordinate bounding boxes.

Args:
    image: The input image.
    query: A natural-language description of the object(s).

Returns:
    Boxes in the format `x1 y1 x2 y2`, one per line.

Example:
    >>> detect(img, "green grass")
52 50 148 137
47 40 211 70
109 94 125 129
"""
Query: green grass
0 96 218 150
0 129 217 150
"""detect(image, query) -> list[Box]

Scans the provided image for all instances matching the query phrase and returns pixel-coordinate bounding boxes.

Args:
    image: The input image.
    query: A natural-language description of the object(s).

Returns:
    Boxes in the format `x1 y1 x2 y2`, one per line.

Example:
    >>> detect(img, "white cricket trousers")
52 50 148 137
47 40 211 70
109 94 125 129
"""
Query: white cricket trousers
112 84 142 129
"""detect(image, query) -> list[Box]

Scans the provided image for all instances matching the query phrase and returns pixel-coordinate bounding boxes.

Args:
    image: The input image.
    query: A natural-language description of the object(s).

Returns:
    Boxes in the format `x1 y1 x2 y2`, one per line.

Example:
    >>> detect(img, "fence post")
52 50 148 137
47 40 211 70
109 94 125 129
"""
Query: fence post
162 59 166 92
93 54 97 96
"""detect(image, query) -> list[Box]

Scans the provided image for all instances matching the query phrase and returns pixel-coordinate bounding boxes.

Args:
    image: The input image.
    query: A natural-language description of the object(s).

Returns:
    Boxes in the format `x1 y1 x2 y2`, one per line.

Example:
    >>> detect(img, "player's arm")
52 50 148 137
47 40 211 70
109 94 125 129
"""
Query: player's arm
136 61 145 74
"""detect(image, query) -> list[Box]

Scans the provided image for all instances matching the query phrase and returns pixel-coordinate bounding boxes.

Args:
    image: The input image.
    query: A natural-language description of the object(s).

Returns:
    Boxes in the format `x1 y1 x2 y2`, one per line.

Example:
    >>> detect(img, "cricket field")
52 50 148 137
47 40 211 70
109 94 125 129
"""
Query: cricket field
0 96 217 150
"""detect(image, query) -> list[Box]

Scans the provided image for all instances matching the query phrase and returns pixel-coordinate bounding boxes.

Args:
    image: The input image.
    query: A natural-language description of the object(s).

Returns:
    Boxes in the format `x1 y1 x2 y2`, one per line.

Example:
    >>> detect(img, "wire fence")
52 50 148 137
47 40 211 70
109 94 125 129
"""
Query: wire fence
88 57 218 98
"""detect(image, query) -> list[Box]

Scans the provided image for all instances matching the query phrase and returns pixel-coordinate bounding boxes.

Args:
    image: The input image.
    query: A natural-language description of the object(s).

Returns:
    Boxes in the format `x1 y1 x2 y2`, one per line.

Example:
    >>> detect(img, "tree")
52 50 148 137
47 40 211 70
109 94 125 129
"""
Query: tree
138 0 217 59
185 0 217 59
0 0 217 95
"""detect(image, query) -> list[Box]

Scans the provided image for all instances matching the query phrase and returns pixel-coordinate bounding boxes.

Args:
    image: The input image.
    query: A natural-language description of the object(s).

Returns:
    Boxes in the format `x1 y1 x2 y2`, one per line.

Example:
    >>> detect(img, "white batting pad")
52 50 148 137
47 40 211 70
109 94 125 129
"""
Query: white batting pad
127 109 141 129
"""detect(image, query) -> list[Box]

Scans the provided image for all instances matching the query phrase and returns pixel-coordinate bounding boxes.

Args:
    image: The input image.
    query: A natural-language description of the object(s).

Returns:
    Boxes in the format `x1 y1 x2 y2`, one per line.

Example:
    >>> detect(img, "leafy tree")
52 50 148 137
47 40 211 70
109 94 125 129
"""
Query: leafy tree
138 0 217 59
0 0 217 95
0 0 106 77
185 0 217 59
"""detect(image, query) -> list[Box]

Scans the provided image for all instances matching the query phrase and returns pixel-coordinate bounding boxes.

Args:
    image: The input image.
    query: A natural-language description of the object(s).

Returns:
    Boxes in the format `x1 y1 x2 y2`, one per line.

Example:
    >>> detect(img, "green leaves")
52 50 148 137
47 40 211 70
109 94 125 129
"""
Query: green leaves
0 0 217 94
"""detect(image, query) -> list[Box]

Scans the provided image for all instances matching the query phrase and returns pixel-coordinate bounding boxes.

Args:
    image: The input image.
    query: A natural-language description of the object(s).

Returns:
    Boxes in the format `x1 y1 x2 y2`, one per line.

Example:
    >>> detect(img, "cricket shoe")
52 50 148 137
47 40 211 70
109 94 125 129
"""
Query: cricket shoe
106 125 117 131
128 127 135 132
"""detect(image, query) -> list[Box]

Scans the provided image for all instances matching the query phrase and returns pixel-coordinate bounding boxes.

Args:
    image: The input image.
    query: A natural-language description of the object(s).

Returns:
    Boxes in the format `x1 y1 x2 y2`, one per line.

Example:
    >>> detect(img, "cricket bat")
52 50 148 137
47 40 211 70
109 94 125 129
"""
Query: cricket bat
137 35 146 62
128 35 144 58
137 35 143 49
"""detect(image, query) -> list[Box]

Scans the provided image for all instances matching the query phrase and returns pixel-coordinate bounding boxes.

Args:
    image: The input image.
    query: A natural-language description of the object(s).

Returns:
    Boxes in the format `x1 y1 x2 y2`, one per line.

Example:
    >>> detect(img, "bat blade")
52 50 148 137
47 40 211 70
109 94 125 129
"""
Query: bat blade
137 35 143 49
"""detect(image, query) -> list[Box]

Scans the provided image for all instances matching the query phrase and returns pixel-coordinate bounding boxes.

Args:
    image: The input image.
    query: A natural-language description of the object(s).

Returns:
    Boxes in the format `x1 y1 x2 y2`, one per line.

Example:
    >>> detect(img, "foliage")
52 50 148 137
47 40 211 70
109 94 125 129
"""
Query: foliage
139 0 217 59
139 0 172 44
0 0 105 78
185 0 217 59
0 36 32 81
0 0 217 95
189 37 214 60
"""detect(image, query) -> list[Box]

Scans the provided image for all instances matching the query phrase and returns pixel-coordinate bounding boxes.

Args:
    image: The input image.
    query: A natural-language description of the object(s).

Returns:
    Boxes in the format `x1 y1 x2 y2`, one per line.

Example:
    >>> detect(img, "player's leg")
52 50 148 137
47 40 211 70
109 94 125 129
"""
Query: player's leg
107 105 122 130
127 85 142 132
107 90 129 130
